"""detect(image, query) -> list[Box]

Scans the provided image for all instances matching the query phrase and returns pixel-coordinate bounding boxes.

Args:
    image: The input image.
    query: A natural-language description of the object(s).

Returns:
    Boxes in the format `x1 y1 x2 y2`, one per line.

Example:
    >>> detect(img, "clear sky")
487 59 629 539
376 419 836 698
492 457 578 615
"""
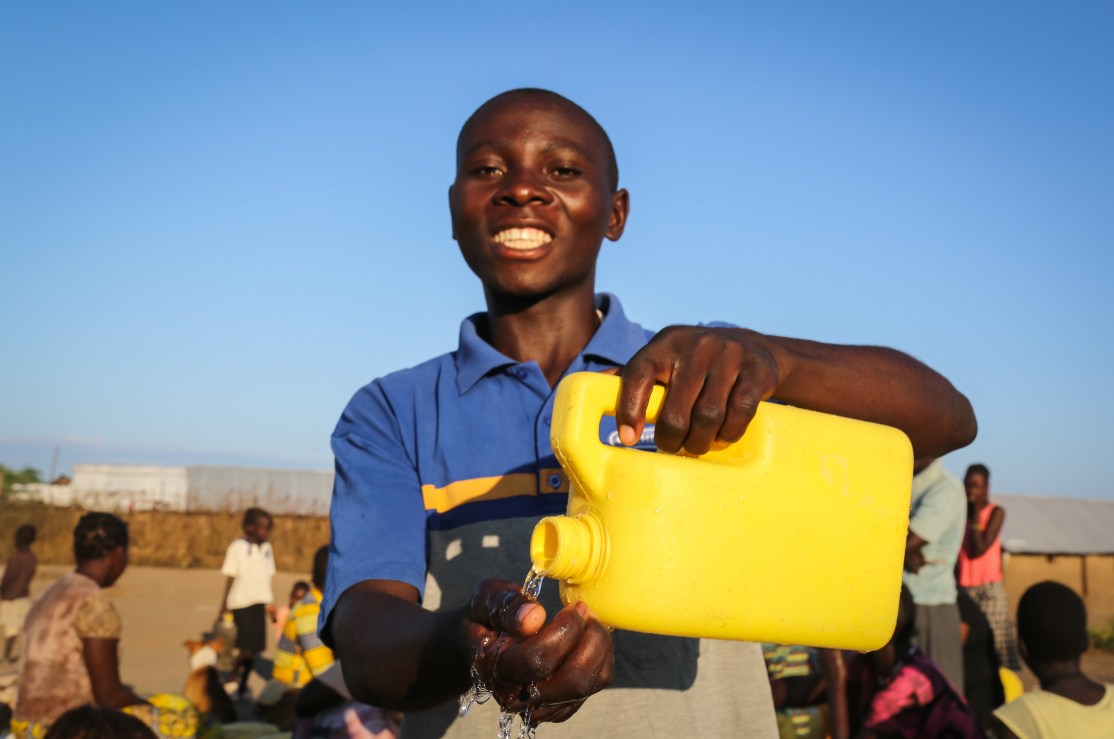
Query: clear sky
1 3 1111 498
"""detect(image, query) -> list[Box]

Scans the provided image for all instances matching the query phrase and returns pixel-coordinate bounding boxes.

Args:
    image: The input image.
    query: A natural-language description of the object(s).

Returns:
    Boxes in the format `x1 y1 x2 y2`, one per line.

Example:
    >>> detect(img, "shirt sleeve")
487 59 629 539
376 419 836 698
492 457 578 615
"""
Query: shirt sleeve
993 697 1041 739
272 613 302 684
908 481 962 544
294 601 335 677
74 592 122 639
221 541 241 578
318 379 429 648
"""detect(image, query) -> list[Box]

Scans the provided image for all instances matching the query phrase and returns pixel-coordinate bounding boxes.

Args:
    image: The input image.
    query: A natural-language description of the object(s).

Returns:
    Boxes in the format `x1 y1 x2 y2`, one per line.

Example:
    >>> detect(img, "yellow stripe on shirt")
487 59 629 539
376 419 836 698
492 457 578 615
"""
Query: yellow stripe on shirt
421 471 569 513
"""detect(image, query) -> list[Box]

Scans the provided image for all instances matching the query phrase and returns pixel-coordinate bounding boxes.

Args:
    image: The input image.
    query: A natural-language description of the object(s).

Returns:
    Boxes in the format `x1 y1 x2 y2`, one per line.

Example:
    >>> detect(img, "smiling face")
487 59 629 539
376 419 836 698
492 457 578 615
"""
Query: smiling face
449 92 629 300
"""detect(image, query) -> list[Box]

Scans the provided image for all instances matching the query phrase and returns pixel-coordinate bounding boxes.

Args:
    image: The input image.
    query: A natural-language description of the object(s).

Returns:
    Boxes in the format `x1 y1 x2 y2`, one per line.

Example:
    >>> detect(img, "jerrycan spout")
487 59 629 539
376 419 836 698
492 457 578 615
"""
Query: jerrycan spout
530 512 609 585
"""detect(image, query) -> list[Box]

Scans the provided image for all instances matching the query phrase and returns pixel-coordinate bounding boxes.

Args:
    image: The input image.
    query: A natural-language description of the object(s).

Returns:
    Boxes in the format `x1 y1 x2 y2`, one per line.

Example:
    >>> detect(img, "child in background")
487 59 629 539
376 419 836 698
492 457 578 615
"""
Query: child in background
993 581 1114 739
847 585 982 738
219 507 276 698
274 581 311 647
1 525 38 664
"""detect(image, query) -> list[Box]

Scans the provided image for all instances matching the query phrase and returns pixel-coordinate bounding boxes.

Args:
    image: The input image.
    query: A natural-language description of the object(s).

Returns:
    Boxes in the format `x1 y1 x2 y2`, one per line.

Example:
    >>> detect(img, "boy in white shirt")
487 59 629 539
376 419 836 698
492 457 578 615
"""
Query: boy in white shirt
219 507 276 698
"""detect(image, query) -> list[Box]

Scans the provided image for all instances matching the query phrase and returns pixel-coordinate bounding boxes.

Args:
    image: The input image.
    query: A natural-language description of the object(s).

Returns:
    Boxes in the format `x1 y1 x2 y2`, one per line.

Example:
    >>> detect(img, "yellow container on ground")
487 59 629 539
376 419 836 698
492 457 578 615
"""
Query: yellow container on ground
530 372 914 651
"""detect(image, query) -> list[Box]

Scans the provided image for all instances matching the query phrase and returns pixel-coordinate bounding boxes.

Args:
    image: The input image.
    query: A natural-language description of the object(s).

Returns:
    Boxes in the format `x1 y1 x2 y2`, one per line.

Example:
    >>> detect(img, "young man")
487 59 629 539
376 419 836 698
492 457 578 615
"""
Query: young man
993 581 1114 738
219 507 276 697
959 463 1020 671
902 457 968 693
321 89 978 739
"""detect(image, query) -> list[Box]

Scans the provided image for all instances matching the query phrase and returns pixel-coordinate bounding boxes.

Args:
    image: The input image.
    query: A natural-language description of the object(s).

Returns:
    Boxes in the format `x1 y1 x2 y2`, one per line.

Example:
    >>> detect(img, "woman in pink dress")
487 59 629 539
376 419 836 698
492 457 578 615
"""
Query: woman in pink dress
957 463 1020 670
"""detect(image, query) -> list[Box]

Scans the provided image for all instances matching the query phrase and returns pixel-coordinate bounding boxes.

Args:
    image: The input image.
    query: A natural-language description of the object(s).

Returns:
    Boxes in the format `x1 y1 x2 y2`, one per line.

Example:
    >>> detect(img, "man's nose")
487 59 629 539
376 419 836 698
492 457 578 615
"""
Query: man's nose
495 170 551 207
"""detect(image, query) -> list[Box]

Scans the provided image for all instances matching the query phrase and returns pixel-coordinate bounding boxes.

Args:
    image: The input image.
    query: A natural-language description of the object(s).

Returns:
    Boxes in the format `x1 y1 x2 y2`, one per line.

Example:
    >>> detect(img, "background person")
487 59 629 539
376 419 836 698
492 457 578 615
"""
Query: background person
958 463 1020 671
41 705 157 739
1 524 38 663
273 581 311 649
273 548 332 687
845 586 982 739
993 581 1114 739
12 513 148 732
903 458 967 693
957 587 1006 732
219 507 276 698
322 88 977 739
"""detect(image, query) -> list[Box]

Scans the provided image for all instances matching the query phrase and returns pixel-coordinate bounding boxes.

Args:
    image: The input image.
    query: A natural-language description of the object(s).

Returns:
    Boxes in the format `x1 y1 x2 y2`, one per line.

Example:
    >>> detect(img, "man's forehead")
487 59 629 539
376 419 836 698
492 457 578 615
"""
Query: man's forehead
460 137 595 160
458 97 604 155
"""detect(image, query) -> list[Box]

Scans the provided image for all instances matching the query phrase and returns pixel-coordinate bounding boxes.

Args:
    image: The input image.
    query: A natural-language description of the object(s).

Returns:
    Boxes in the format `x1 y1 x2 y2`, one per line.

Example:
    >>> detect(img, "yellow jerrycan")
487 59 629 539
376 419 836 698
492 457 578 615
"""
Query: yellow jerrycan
530 372 914 650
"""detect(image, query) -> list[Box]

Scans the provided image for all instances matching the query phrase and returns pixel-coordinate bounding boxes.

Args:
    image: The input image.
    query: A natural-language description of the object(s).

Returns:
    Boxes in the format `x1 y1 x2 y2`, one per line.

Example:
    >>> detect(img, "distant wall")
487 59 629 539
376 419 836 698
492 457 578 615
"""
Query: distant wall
1003 553 1114 626
0 502 330 572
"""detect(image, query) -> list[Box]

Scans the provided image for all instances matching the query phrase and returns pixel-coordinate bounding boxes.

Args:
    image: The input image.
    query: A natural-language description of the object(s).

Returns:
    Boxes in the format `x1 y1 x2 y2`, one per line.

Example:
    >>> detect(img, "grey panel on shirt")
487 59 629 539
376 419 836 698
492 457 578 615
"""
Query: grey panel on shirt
414 516 777 739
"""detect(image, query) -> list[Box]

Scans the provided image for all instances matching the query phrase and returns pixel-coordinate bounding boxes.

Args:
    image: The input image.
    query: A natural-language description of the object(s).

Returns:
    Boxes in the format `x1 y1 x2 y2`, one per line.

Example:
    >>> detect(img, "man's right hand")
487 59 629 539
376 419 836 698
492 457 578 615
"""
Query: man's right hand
461 580 614 724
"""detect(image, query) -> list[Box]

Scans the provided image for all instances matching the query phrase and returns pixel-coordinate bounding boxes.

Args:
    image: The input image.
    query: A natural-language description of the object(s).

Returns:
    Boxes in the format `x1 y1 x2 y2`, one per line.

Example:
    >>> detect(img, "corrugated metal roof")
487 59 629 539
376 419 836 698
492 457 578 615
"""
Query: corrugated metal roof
995 493 1114 555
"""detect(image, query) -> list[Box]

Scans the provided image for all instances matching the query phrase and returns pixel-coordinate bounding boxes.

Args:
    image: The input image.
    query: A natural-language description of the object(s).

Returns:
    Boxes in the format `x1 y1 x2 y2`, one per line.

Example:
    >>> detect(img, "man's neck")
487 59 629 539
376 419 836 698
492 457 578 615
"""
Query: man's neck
483 280 600 389
1034 659 1106 706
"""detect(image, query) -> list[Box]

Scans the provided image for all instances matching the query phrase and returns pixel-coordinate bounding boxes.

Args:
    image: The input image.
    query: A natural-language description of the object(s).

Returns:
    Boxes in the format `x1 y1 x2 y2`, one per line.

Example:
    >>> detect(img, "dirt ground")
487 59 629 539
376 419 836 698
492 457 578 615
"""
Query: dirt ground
1 564 312 696
3 564 1113 705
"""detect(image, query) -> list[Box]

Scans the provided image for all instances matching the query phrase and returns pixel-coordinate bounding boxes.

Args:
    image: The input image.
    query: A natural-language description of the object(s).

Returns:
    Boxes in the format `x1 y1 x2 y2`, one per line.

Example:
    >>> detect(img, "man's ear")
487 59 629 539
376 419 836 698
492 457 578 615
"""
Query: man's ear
448 184 458 240
605 189 630 242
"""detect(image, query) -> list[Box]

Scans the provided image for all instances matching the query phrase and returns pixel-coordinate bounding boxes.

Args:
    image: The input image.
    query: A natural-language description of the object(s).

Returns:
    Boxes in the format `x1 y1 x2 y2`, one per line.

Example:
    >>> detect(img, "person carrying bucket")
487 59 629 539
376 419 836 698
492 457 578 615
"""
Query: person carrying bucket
318 88 979 739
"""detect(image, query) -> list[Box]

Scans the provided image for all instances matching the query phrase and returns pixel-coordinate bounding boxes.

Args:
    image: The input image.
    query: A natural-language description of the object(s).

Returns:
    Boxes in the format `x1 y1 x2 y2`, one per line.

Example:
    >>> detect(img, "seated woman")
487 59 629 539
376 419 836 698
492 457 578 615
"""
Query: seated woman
12 512 146 733
11 513 217 739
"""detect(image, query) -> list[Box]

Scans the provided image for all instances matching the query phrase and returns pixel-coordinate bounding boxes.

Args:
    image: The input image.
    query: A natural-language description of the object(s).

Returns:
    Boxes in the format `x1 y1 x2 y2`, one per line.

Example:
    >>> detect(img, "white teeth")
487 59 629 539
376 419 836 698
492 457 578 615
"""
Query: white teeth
493 227 553 250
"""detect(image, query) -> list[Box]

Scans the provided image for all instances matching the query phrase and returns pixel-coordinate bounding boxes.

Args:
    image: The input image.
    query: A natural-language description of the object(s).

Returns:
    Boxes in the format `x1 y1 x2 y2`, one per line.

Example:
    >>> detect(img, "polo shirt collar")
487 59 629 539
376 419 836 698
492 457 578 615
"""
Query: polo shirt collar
454 293 647 395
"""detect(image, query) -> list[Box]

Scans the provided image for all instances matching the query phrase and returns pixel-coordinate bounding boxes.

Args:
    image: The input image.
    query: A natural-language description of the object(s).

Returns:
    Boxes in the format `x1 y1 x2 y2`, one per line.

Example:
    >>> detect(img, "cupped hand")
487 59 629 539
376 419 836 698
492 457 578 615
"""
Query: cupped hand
461 579 614 723
614 326 780 456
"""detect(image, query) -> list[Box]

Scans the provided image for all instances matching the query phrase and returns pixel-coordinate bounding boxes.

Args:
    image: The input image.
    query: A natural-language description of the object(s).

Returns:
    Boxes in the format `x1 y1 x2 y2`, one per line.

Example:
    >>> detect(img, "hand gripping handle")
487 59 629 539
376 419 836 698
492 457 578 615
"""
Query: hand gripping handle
549 372 666 496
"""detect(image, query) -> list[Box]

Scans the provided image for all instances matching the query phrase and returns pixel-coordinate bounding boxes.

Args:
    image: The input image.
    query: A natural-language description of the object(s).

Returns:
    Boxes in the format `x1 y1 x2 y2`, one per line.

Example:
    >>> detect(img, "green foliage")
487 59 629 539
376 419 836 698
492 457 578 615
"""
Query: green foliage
1090 620 1114 652
0 464 42 499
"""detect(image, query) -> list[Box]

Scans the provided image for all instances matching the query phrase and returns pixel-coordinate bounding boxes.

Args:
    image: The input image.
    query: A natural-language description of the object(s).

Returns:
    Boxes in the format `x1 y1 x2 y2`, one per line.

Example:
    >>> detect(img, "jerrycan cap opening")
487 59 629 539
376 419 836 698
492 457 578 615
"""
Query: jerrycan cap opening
530 513 608 585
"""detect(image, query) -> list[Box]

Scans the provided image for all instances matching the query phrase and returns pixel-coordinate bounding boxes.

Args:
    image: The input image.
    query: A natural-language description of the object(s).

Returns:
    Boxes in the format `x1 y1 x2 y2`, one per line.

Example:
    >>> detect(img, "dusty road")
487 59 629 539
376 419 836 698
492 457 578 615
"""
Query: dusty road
2 564 1113 703
2 564 311 696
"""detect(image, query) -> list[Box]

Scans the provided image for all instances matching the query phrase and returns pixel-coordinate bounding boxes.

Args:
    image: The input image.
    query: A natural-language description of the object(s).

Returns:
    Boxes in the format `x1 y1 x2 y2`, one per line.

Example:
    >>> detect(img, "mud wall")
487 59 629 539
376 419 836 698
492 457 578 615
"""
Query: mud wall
1003 553 1114 626
0 502 329 572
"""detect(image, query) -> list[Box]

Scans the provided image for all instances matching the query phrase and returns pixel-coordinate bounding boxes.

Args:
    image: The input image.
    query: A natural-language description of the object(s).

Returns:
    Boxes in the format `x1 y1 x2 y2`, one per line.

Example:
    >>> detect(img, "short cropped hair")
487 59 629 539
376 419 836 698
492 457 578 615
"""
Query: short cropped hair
73 512 129 563
460 88 620 192
313 545 329 590
965 463 990 480
1017 581 1088 661
243 507 272 528
15 524 37 546
43 705 157 739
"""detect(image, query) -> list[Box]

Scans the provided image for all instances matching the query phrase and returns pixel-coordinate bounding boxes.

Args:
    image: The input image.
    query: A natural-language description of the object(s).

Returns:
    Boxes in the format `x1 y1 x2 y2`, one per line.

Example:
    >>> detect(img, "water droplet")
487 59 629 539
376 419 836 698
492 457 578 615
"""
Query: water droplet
606 492 614 498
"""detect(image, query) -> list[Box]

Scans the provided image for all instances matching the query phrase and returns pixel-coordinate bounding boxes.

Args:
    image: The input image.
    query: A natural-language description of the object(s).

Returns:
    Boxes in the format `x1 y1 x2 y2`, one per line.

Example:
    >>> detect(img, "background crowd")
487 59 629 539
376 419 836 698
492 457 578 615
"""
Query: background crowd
2 460 1109 739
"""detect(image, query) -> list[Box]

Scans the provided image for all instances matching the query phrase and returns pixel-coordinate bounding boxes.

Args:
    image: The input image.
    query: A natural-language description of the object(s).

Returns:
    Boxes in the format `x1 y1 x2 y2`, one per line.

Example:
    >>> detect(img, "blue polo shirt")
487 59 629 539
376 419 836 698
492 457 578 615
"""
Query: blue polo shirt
320 293 780 739
320 293 661 638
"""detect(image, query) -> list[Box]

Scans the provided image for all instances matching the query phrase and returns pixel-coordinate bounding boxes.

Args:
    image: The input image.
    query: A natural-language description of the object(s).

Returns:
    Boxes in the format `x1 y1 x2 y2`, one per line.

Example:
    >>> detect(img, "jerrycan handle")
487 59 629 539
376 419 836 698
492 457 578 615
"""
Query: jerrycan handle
550 372 665 496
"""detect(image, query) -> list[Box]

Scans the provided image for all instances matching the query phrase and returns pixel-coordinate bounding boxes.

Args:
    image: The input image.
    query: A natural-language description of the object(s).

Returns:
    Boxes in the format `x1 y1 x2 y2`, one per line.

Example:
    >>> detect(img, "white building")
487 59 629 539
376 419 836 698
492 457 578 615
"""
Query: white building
16 464 334 515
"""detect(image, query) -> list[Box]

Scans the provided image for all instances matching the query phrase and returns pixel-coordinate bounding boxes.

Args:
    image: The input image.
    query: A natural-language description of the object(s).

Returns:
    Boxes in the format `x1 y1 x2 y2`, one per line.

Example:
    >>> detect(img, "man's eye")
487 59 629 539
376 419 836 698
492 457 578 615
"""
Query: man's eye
472 166 502 177
552 167 581 177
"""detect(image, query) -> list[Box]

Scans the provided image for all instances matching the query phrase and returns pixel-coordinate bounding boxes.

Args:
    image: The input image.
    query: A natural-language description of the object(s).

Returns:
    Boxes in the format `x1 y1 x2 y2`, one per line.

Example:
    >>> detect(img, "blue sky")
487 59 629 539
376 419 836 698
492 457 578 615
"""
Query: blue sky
1 3 1111 497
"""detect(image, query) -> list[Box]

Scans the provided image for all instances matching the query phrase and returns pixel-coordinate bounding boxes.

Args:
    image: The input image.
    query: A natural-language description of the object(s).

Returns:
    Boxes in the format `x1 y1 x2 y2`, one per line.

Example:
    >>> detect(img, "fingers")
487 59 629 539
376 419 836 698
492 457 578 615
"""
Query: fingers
617 327 779 455
511 619 614 709
468 580 547 637
615 349 668 447
496 603 590 685
717 359 777 444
